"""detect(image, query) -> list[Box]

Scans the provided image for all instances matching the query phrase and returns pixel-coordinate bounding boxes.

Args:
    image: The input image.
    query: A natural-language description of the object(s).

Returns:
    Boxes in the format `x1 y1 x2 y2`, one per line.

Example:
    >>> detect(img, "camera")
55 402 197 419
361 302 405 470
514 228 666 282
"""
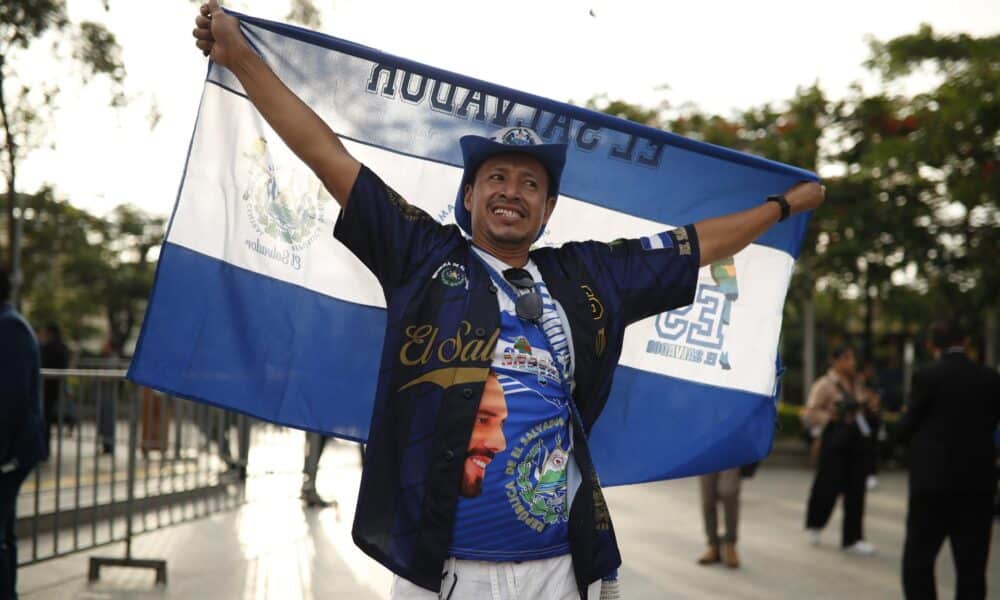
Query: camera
834 396 861 418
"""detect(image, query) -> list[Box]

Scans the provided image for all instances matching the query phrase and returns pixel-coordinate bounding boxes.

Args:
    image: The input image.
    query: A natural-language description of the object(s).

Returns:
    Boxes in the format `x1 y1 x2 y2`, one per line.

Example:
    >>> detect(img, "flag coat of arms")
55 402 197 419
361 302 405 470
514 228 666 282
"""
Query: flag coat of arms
129 13 817 486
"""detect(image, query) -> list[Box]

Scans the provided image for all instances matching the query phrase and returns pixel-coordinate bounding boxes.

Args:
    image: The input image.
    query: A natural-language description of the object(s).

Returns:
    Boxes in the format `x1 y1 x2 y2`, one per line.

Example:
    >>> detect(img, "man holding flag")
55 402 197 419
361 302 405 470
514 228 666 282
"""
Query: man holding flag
191 2 823 598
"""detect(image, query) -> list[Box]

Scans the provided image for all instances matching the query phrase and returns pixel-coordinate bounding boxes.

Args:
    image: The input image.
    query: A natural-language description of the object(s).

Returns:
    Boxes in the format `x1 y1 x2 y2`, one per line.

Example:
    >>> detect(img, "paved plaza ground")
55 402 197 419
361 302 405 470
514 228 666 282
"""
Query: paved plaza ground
19 430 1000 599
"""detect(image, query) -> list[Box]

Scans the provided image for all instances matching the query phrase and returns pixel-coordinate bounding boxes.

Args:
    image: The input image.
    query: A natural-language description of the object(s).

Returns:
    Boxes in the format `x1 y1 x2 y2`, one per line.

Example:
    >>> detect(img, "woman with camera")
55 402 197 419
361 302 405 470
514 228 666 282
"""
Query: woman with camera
801 346 877 556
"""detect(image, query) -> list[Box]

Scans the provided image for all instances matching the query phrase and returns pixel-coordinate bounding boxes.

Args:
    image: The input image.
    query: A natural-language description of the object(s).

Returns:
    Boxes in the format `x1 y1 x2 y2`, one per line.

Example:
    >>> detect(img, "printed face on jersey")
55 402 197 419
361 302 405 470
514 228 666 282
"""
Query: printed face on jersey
461 371 509 498
463 153 556 249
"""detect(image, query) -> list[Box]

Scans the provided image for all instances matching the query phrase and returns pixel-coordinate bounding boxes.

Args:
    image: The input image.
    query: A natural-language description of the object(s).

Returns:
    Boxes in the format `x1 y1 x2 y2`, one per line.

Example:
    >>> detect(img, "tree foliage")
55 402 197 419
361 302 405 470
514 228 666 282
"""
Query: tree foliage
18 189 164 355
813 25 999 353
286 0 322 28
1 0 125 296
866 25 999 316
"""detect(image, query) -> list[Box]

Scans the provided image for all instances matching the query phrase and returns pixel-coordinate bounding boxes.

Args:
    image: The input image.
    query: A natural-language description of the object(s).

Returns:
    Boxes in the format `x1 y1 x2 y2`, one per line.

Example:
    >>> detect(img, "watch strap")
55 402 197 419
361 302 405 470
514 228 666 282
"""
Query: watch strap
766 194 790 222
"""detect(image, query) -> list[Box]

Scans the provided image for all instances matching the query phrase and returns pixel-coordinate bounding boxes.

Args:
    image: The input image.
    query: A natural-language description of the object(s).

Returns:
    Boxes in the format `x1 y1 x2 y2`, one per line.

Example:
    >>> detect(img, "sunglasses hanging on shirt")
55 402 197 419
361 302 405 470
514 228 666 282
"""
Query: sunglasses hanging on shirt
502 268 543 322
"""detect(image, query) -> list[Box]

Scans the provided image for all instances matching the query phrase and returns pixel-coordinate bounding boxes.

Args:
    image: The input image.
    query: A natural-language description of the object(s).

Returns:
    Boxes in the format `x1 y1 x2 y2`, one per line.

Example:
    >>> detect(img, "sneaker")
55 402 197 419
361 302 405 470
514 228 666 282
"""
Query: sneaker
807 528 821 546
866 475 879 490
843 540 877 556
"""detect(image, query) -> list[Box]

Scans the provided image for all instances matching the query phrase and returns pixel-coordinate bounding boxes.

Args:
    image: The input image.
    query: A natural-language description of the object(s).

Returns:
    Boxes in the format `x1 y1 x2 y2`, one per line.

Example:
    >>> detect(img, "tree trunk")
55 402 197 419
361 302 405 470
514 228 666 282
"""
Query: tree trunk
863 278 874 363
902 338 915 405
0 56 22 306
986 307 997 369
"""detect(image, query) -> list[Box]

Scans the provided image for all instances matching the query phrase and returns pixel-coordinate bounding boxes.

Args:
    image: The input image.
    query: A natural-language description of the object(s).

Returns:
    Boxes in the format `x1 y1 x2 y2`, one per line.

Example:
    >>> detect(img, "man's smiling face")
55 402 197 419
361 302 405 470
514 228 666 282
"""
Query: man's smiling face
461 372 508 498
463 153 556 251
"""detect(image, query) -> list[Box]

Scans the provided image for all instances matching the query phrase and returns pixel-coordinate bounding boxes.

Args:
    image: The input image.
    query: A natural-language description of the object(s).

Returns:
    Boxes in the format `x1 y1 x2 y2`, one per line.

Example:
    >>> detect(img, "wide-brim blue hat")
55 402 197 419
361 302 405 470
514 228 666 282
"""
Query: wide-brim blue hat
455 126 568 239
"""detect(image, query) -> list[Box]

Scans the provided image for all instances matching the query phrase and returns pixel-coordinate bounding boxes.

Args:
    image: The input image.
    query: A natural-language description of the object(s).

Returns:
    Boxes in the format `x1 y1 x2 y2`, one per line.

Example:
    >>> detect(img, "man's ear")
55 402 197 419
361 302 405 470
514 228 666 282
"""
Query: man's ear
541 195 558 225
463 183 473 211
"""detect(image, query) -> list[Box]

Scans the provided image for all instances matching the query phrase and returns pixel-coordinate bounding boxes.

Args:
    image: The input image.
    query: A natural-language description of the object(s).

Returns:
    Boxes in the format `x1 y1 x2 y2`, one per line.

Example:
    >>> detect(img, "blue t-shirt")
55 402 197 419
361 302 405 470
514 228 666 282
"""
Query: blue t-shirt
448 249 579 561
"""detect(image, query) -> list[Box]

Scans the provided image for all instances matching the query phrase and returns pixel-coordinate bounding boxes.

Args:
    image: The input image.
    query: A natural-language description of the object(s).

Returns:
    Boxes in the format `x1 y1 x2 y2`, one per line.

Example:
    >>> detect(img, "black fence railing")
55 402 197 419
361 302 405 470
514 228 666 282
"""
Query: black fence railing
19 369 249 583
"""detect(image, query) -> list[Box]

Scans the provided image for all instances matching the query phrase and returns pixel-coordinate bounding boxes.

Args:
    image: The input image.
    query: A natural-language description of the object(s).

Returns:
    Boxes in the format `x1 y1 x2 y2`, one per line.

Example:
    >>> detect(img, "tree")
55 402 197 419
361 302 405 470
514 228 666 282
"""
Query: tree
286 0 321 28
816 91 939 358
96 205 165 357
866 25 999 337
18 187 105 341
20 190 164 355
812 26 1000 359
0 0 124 304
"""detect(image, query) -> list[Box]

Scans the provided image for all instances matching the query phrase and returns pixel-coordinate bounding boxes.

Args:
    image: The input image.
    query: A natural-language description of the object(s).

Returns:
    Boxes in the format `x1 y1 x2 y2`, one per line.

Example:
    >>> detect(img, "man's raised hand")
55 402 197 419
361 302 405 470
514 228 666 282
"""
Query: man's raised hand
193 1 247 69
188 0 360 206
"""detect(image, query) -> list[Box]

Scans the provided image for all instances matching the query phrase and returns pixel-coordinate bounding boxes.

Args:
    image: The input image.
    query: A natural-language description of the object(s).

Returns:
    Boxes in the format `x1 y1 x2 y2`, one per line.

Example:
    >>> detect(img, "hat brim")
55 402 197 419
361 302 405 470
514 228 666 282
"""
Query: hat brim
454 135 567 239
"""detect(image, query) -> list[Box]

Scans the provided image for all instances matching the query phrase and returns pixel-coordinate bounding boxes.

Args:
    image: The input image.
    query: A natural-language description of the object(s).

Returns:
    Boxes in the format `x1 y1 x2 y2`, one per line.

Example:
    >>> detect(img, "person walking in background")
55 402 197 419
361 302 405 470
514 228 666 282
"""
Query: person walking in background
203 409 249 479
301 432 336 508
96 340 117 455
0 269 48 599
38 323 72 456
897 320 999 600
802 345 876 555
697 467 743 568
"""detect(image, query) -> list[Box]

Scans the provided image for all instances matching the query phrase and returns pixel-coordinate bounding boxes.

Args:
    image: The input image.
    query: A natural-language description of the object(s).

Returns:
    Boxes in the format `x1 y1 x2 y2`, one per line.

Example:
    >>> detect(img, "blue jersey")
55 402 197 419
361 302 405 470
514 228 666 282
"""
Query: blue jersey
450 251 576 560
333 166 700 593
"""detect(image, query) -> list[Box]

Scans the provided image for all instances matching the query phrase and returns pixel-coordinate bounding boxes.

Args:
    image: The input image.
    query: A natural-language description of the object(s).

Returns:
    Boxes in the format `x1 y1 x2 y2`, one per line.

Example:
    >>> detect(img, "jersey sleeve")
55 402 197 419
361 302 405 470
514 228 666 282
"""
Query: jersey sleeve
334 165 458 293
583 225 701 325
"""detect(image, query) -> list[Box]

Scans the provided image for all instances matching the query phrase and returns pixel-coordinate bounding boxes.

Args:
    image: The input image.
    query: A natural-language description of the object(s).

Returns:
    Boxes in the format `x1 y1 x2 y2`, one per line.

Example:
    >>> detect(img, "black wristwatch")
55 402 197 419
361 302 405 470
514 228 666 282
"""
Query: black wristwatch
766 194 790 222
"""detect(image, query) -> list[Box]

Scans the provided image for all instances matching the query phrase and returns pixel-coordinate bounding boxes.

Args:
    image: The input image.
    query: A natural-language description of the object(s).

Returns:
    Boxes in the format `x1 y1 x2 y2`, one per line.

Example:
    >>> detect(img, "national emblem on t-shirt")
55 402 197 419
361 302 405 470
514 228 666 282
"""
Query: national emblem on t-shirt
512 432 570 526
432 261 468 289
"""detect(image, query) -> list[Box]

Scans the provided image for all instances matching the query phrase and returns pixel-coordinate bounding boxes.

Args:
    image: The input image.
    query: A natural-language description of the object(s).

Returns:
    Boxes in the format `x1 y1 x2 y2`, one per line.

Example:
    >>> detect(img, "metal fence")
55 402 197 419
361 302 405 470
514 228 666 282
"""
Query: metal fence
17 369 249 583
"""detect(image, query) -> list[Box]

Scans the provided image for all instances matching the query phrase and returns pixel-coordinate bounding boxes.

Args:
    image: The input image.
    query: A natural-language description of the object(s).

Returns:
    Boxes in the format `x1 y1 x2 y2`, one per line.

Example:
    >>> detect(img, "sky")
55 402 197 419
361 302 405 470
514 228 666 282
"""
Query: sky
11 0 1000 219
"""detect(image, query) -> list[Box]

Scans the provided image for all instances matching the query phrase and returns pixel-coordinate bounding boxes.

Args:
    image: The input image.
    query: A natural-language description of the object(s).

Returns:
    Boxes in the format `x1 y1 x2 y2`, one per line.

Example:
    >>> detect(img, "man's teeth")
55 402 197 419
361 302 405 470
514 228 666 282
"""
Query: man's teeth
472 458 488 469
493 208 519 218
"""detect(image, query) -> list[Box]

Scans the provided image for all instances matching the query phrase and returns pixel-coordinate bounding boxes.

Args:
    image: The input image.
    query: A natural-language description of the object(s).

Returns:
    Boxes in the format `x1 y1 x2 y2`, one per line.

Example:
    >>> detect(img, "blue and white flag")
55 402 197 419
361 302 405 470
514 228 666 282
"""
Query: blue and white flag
129 13 816 486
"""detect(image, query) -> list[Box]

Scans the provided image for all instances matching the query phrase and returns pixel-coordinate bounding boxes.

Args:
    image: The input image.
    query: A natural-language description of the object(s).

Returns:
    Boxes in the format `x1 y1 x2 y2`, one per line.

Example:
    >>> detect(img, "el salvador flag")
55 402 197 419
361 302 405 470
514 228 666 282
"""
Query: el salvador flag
128 12 817 485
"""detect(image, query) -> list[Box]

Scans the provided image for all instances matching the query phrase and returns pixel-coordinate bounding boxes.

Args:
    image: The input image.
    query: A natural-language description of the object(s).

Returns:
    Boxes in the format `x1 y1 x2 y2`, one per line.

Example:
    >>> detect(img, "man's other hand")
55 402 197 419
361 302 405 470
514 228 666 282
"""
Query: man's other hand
785 181 825 216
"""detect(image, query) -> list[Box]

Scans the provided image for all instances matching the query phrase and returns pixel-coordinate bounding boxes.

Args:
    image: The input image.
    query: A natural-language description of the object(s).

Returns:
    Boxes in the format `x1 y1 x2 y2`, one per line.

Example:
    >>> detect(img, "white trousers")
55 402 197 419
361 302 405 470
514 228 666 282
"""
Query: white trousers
389 555 601 600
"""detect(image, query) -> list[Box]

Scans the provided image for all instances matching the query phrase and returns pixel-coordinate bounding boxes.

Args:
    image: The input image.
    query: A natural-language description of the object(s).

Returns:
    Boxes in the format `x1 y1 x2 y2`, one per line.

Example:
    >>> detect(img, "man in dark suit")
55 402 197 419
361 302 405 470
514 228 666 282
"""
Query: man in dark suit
0 269 47 599
897 320 1000 600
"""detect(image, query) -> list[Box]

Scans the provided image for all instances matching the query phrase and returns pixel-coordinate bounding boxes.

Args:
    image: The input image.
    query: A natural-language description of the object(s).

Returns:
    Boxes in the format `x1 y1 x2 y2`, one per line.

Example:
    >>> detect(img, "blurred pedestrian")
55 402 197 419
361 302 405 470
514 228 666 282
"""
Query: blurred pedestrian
802 345 876 555
203 409 248 479
302 432 336 508
96 340 117 455
38 322 72 456
897 320 999 600
696 467 743 568
857 360 883 491
0 269 48 599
